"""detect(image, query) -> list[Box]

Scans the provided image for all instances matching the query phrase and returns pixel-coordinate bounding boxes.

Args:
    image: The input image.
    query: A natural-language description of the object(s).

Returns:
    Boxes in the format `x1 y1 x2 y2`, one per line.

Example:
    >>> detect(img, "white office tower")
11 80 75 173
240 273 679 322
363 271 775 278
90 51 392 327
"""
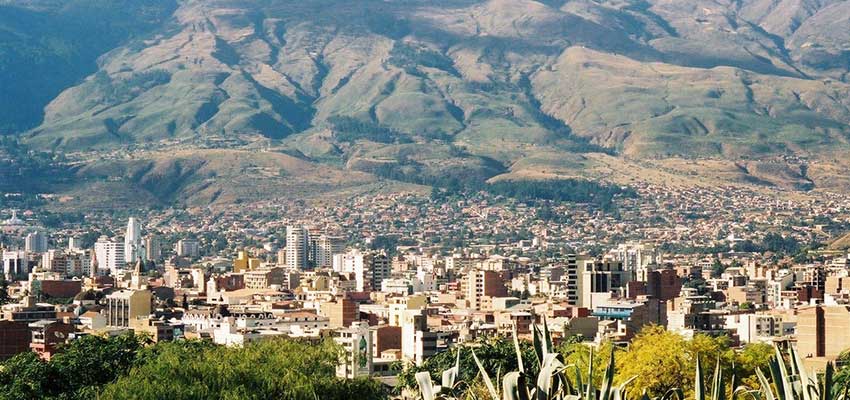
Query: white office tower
95 236 126 276
25 231 48 253
68 237 81 251
124 217 145 263
286 226 309 270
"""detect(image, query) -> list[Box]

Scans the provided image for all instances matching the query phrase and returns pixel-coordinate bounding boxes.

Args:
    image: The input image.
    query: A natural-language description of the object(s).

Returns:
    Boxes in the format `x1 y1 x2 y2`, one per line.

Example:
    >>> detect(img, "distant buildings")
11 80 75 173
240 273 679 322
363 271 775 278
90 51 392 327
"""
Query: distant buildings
145 235 161 261
313 234 344 268
334 250 391 292
105 289 152 327
2 249 28 281
94 236 125 277
286 226 309 270
463 270 508 310
24 231 47 254
124 217 144 263
41 249 90 277
176 238 200 259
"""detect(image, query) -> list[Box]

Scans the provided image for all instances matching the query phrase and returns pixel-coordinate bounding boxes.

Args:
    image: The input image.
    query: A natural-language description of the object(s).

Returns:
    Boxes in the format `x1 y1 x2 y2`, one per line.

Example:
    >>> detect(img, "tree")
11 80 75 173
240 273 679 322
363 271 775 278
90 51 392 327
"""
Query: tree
615 326 736 398
98 338 385 400
0 333 150 400
735 342 774 389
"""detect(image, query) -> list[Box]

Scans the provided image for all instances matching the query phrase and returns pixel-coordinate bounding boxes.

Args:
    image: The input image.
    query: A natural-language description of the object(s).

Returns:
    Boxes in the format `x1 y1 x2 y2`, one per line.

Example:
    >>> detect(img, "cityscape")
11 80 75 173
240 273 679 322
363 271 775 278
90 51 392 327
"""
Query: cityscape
3 179 850 398
3 0 850 398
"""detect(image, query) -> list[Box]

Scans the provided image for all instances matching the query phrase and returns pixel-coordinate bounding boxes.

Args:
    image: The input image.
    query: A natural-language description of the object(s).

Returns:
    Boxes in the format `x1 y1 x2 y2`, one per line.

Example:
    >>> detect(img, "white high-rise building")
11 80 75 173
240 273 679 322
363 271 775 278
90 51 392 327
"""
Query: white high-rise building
25 231 48 253
95 236 126 276
124 217 144 263
286 226 309 270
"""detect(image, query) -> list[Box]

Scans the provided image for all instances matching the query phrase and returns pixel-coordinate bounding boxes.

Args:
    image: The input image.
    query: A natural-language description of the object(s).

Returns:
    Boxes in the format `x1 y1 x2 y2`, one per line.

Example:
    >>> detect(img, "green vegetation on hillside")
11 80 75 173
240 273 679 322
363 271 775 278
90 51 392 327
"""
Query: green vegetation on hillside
0 137 71 197
484 179 637 210
0 0 177 132
329 116 412 144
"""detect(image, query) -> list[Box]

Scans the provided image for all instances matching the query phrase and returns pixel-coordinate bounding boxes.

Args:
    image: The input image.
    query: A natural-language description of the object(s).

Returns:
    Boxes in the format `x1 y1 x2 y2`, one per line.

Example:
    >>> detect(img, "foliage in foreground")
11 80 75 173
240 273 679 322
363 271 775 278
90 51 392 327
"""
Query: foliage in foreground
0 333 149 400
0 333 385 400
409 322 846 400
402 325 774 398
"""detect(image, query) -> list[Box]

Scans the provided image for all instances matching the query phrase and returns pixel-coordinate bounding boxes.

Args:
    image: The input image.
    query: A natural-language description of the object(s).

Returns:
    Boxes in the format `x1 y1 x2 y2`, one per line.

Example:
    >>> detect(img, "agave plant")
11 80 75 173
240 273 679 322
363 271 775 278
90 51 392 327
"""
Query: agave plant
750 343 847 400
415 317 634 400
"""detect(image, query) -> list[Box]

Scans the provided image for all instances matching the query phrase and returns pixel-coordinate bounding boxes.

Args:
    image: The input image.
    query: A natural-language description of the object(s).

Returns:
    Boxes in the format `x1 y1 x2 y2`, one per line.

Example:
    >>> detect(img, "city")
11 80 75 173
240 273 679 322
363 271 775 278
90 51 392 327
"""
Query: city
3 0 850 398
3 181 850 398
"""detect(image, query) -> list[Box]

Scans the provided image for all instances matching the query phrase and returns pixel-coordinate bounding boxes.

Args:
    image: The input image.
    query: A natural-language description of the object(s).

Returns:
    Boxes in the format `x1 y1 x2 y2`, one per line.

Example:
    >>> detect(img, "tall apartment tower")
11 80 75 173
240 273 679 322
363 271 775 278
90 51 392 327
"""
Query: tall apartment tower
124 217 144 263
25 231 48 253
315 235 345 268
144 235 161 261
175 239 200 258
286 226 309 270
95 236 125 277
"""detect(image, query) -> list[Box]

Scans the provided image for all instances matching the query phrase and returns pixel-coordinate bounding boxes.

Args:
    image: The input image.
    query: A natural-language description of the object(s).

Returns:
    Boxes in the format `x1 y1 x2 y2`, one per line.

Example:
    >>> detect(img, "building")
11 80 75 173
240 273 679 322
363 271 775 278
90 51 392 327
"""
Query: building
314 235 345 268
233 251 262 272
355 251 390 292
464 269 508 310
1 295 56 322
579 258 632 308
145 235 161 261
68 237 81 252
334 321 373 379
725 313 787 343
400 308 438 365
797 305 850 361
105 289 153 327
94 236 125 277
130 316 177 342
29 320 76 360
25 231 48 254
36 280 82 299
124 217 144 263
41 250 89 277
321 297 358 328
610 242 659 279
3 249 29 281
0 320 30 360
175 239 200 259
563 254 593 305
244 267 287 289
286 226 309 270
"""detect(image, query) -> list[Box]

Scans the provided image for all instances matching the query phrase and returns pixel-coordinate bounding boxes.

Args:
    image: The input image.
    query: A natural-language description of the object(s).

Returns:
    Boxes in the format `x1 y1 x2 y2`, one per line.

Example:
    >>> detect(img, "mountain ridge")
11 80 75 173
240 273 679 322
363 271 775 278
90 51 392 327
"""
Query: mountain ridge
3 0 850 205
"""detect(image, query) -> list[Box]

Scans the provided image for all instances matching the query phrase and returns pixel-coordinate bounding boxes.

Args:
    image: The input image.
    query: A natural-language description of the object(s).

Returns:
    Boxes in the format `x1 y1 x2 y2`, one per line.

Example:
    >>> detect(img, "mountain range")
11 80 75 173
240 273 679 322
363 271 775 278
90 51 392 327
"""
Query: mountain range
2 0 850 207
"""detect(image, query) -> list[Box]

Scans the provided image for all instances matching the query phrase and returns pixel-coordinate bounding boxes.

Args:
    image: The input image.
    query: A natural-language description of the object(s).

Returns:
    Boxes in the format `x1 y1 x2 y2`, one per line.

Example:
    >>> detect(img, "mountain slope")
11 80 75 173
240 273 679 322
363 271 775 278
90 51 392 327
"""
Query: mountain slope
4 0 850 202
0 0 177 132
